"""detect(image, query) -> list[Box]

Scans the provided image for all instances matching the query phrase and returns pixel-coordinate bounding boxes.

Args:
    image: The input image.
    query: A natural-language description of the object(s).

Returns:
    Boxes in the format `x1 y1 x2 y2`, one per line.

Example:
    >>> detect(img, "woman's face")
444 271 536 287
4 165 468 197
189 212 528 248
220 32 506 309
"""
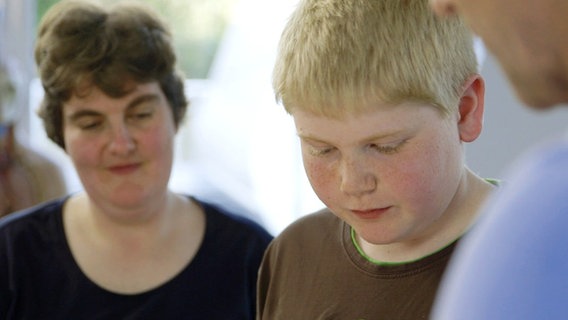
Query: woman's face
63 81 176 213
293 103 466 246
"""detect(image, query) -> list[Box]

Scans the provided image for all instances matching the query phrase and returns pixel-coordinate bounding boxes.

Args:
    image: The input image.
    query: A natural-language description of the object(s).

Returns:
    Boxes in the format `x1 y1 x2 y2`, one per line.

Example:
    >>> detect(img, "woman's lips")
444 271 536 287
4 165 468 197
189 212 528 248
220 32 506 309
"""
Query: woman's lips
108 163 140 175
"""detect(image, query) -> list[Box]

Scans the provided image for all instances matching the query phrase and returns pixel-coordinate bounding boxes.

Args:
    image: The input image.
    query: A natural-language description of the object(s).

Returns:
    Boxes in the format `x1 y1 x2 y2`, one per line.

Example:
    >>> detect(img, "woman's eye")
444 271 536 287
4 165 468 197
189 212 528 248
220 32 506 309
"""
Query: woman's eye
131 112 152 120
77 119 102 131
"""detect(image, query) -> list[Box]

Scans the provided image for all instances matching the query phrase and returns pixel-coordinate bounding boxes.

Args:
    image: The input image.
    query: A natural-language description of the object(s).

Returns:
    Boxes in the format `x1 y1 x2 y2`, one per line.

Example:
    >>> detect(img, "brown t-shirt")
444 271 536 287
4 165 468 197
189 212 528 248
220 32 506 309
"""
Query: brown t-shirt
257 209 457 320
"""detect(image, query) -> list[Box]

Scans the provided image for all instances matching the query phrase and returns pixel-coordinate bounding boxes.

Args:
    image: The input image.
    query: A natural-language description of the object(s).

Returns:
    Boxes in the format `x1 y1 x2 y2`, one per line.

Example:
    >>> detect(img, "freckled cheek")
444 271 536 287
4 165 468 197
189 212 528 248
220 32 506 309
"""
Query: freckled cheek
303 159 337 202
391 156 445 205
399 174 433 202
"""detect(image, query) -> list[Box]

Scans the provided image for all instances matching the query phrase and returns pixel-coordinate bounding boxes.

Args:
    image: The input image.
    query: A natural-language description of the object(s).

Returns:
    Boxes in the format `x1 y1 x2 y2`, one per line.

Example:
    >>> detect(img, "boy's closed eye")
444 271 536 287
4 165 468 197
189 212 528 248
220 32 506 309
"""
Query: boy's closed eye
307 145 336 156
368 140 407 154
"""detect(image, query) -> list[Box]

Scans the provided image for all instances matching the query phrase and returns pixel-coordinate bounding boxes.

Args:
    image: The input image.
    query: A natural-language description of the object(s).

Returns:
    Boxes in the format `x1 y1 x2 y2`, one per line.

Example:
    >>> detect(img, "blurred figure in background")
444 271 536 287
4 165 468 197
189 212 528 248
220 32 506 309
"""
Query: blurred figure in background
430 0 568 319
0 56 66 217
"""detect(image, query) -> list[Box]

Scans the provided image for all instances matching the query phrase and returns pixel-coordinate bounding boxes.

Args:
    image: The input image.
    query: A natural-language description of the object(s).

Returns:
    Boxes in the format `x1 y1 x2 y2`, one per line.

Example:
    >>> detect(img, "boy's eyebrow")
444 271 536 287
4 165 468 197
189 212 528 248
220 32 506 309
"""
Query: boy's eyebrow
298 131 404 144
67 94 161 122
297 134 329 145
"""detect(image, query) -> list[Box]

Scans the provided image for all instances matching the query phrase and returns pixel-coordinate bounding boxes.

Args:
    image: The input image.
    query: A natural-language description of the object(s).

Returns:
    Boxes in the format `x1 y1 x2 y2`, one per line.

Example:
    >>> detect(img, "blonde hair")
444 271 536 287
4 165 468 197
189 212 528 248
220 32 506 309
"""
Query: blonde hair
273 0 477 117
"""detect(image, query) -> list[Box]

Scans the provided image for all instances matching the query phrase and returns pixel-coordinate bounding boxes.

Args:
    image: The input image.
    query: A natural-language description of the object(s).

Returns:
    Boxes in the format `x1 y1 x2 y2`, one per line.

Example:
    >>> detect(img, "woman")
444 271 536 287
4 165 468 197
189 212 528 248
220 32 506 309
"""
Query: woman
0 1 272 319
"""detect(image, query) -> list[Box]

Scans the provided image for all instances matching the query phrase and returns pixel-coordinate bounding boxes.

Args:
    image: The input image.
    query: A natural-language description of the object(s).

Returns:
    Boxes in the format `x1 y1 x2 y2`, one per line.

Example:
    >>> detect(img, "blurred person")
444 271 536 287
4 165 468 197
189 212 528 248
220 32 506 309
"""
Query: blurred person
0 58 66 217
429 0 568 319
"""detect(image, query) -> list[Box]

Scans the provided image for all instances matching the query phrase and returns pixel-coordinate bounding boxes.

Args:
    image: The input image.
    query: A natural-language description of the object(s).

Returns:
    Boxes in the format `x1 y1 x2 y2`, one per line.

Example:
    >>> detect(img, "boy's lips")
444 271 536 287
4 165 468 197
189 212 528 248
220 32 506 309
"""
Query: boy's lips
351 207 391 220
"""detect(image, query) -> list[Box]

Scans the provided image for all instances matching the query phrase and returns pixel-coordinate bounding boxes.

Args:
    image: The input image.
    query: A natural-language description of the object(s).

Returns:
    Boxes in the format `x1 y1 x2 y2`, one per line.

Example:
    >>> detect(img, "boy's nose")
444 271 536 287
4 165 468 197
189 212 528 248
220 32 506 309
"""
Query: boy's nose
339 159 377 197
429 0 457 17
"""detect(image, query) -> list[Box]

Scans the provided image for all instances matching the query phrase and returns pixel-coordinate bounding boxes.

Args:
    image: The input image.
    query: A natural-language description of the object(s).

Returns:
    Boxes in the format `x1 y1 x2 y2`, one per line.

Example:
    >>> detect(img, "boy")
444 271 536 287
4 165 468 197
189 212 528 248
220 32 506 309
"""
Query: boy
256 0 495 318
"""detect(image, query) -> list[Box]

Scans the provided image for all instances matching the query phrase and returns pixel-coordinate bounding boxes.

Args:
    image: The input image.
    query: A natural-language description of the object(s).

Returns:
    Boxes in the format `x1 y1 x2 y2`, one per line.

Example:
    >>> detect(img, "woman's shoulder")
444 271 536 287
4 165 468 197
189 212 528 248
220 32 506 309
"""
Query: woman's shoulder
0 197 66 233
0 197 67 255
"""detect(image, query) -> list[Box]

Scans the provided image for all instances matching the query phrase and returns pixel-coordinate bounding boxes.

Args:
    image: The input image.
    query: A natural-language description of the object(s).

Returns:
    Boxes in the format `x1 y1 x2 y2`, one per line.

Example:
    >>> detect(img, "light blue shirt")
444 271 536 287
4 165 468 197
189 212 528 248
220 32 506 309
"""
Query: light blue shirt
432 137 568 320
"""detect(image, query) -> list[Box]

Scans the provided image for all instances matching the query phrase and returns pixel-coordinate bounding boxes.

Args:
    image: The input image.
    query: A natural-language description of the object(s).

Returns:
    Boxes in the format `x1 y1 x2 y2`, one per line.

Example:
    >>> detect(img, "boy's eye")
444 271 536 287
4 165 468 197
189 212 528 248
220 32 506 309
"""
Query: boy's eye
369 141 405 154
307 145 335 156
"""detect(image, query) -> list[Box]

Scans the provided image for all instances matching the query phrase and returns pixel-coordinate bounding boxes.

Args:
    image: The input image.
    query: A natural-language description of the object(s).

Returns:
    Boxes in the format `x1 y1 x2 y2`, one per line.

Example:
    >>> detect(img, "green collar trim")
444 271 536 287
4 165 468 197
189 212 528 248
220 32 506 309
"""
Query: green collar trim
350 228 406 266
350 227 458 266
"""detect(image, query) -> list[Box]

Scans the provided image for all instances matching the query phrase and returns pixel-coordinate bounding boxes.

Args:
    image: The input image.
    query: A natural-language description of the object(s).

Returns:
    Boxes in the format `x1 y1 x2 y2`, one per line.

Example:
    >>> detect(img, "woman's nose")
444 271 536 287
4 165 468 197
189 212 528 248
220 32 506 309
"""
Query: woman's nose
108 124 136 155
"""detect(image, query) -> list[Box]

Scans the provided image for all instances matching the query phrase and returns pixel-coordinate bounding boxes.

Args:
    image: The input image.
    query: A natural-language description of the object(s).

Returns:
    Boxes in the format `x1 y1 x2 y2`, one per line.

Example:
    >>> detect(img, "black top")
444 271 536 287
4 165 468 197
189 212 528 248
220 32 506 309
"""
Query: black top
0 196 273 320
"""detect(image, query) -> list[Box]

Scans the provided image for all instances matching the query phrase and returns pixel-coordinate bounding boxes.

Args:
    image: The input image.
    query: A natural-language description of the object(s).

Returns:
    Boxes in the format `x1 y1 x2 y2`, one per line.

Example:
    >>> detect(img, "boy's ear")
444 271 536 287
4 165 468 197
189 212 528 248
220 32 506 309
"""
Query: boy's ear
457 74 485 142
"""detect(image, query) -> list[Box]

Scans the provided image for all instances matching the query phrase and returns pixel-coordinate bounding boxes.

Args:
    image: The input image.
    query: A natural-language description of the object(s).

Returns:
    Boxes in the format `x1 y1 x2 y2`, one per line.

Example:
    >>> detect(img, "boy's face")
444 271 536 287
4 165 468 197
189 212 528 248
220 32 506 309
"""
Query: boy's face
293 103 465 246
429 0 568 109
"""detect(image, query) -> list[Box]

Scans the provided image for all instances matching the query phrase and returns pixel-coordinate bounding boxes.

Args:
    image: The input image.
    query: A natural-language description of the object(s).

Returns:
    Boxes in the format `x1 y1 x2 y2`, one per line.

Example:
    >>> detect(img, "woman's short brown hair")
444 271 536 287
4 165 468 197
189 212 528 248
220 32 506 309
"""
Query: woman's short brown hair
35 0 188 149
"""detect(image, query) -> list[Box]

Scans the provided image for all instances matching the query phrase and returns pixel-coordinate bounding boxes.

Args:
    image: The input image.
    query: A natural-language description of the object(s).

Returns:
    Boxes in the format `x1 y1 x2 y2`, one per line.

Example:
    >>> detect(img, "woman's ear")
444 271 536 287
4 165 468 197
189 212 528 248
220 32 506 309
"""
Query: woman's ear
457 74 485 142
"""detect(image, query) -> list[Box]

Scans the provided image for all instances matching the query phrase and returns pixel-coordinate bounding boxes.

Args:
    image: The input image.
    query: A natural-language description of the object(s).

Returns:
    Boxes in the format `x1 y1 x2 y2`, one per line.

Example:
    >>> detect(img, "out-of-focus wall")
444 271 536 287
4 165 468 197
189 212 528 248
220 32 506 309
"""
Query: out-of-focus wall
467 55 568 180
